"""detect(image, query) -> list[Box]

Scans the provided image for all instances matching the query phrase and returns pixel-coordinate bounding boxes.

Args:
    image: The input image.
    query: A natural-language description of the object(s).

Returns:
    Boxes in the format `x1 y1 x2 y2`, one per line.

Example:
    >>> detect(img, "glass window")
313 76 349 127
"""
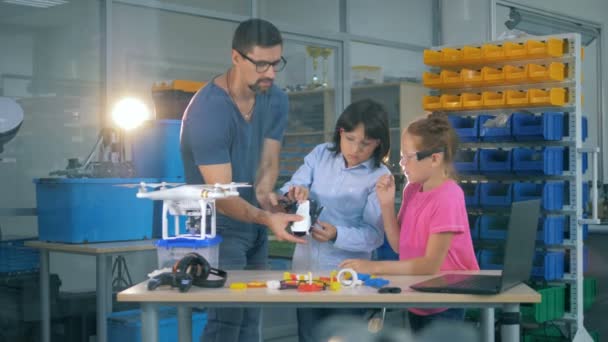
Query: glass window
258 0 340 33
348 0 433 46
0 1 101 238
159 0 251 16
277 41 338 178
112 3 236 114
350 43 428 172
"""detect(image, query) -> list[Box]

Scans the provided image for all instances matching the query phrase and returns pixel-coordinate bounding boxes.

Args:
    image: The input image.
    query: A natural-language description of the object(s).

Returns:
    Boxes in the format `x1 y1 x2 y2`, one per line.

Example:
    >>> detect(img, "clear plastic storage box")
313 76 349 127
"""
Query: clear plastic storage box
156 236 222 269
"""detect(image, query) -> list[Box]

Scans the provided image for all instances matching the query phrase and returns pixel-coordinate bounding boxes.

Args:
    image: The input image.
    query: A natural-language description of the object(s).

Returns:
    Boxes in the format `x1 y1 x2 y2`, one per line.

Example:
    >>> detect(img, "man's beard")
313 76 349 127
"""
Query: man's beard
248 78 273 94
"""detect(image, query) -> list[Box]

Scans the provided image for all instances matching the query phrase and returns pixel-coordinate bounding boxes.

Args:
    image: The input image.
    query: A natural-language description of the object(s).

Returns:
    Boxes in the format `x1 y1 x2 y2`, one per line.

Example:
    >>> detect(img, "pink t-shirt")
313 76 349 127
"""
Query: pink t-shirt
398 179 479 315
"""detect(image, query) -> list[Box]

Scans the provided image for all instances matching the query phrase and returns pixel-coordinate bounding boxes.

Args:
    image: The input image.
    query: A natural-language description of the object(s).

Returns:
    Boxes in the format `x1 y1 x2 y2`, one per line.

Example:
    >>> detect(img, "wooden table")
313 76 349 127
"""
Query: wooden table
26 239 158 342
118 270 540 342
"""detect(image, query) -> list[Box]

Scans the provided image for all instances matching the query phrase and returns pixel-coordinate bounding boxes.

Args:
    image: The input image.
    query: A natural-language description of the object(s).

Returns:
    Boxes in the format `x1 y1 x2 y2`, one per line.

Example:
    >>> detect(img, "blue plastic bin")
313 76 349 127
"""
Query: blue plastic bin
478 214 510 240
512 112 564 141
107 307 206 342
131 120 184 179
34 178 158 243
454 149 479 174
0 238 39 274
448 115 478 142
532 251 565 281
512 181 565 211
374 238 399 261
512 147 565 175
461 183 480 207
582 116 588 142
538 216 565 245
479 149 512 173
479 249 503 270
479 114 513 141
480 182 512 207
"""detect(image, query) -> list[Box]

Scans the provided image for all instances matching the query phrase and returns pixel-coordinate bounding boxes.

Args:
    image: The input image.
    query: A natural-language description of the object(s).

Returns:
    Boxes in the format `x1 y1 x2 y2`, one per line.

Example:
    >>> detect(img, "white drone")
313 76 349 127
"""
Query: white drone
133 182 250 240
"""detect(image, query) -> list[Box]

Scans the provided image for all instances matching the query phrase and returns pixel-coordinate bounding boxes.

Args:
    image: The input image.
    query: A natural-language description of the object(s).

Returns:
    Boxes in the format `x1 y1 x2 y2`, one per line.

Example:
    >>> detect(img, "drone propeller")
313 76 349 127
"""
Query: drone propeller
203 182 251 190
114 182 183 190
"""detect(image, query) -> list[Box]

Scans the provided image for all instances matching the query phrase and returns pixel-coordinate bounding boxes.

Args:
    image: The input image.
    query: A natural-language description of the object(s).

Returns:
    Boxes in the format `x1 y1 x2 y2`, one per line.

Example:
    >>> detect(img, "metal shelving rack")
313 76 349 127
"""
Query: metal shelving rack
423 33 600 341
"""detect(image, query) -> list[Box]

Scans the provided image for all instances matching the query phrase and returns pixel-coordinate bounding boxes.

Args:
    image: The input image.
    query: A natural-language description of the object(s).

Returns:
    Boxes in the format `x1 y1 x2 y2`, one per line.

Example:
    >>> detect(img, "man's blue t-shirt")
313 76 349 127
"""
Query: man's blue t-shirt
180 80 288 228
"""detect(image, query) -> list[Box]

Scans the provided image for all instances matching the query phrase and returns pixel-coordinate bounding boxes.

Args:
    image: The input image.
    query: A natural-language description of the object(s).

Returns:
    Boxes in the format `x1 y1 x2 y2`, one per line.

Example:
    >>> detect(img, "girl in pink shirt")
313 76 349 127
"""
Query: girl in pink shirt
340 112 479 333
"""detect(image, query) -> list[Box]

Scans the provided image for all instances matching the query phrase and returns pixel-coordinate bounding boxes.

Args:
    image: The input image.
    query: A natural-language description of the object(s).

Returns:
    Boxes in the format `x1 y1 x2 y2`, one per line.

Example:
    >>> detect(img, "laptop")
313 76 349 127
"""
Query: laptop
410 199 541 295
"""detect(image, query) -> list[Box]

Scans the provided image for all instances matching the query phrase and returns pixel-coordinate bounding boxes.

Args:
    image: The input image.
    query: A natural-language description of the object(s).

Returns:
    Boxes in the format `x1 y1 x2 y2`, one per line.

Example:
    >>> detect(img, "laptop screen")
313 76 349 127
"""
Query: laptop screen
500 199 542 291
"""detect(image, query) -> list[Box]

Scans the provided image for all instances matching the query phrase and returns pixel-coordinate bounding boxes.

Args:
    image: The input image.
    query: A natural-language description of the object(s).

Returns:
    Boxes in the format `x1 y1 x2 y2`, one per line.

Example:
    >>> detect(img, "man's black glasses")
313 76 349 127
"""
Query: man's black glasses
236 50 287 73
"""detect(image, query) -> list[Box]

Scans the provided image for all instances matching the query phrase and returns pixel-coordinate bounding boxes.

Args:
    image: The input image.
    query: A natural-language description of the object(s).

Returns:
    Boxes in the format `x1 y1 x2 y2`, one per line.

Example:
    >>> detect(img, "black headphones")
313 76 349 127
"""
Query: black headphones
173 252 228 288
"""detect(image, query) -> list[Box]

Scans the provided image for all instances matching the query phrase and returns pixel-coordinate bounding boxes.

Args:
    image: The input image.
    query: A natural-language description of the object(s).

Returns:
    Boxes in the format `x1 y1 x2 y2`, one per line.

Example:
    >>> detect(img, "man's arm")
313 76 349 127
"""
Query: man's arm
198 163 305 243
255 138 281 210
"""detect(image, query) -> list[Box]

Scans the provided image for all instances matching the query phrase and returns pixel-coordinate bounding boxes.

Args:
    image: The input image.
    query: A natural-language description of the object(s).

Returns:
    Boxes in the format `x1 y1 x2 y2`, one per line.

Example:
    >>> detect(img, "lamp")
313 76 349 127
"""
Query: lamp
0 97 24 154
111 97 151 131
505 7 599 46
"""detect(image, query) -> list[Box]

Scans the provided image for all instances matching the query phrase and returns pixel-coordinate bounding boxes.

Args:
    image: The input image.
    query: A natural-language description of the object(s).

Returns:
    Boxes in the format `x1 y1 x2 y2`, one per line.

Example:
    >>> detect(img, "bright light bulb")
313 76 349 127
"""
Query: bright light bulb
111 97 151 130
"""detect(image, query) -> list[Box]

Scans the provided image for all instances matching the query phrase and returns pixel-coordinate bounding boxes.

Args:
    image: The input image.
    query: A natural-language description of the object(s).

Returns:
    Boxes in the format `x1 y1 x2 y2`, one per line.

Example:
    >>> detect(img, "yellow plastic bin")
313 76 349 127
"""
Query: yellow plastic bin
526 38 565 58
528 88 567 106
422 72 442 87
482 43 505 62
441 70 461 85
506 90 529 107
461 68 483 86
482 91 506 108
504 41 527 60
462 46 483 63
423 49 442 66
442 48 463 65
528 62 566 82
504 65 528 83
440 94 462 110
481 67 505 85
461 93 483 109
422 96 441 111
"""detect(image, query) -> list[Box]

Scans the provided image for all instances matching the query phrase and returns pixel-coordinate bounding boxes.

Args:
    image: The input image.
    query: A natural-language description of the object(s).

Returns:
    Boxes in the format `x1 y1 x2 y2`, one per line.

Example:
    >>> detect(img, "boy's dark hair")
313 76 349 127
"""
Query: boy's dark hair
232 19 283 53
329 99 390 168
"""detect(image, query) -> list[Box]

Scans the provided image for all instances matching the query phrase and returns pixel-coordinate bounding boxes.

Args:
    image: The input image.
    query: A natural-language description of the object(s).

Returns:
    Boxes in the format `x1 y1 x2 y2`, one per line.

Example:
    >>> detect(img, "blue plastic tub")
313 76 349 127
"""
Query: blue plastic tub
107 307 206 342
480 182 512 208
479 149 512 173
512 147 565 175
131 120 184 179
478 214 510 240
454 149 479 174
34 178 158 243
532 251 565 281
512 181 565 211
469 214 480 240
512 112 564 141
448 115 478 142
479 114 513 141
461 183 480 207
538 216 565 245
479 249 503 270
0 238 39 274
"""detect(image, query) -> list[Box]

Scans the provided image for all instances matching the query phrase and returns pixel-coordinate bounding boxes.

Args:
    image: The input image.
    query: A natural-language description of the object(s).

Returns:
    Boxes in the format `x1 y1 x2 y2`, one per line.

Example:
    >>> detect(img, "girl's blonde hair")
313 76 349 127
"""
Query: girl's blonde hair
406 112 459 176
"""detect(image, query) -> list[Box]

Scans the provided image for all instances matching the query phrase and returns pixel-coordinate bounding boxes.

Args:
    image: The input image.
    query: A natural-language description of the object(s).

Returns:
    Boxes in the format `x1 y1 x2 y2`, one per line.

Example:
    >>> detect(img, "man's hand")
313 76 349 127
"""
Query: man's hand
266 212 308 244
311 221 337 243
376 174 396 208
286 185 309 202
256 191 282 212
339 259 378 274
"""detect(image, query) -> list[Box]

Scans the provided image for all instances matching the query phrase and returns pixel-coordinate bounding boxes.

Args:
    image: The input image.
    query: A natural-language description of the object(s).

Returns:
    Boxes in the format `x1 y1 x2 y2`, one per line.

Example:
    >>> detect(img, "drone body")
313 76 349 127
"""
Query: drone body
135 182 249 240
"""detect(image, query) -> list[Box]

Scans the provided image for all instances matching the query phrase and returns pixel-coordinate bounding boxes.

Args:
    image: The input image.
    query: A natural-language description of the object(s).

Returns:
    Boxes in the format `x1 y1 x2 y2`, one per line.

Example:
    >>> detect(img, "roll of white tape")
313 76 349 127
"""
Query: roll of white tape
337 268 358 288
266 280 281 290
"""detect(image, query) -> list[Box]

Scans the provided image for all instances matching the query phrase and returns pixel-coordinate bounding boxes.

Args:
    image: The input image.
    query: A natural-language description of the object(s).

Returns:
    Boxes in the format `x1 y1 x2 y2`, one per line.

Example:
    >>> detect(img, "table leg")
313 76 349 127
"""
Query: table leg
96 255 111 342
142 303 159 342
501 304 520 342
480 308 495 342
177 306 192 342
40 249 50 342
105 255 113 313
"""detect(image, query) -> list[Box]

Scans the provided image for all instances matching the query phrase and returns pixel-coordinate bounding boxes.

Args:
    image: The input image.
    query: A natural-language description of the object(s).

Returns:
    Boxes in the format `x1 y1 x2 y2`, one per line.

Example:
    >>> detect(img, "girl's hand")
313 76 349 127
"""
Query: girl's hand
339 259 377 274
287 185 309 202
311 221 337 242
376 174 395 207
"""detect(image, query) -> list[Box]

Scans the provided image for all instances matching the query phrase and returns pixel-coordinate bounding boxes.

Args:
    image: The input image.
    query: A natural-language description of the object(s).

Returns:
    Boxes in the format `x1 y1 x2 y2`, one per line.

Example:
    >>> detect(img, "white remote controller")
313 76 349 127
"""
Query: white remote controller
291 200 311 236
